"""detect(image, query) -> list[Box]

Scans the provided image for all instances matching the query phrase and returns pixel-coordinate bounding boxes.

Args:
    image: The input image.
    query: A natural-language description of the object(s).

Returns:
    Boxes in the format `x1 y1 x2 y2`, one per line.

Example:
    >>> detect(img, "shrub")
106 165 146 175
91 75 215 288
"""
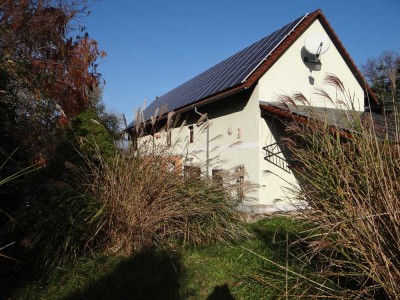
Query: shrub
63 108 116 164
4 108 117 268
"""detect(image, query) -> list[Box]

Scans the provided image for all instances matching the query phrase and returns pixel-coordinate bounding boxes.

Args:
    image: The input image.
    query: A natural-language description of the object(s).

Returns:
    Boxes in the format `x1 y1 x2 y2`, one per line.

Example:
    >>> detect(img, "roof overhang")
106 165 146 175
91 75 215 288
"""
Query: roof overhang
260 101 397 141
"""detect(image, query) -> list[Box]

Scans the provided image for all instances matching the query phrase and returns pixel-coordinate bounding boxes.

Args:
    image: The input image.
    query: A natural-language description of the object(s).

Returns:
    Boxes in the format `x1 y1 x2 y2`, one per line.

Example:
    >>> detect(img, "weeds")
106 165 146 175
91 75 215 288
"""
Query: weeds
0 149 41 262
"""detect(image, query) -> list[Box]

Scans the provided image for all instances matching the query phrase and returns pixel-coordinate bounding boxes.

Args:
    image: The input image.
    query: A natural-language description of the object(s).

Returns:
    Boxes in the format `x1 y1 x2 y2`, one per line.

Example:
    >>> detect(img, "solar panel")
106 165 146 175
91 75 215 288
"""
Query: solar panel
129 13 307 128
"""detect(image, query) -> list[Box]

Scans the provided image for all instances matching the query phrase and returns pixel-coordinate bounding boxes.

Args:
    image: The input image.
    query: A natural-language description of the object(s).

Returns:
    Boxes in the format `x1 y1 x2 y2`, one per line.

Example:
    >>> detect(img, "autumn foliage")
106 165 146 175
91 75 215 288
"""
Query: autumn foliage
0 0 105 162
0 0 105 117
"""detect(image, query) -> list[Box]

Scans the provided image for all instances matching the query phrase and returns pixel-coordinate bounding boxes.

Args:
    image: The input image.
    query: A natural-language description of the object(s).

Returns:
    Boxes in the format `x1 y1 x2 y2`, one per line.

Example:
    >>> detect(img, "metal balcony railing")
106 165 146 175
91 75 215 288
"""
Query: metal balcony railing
263 143 291 173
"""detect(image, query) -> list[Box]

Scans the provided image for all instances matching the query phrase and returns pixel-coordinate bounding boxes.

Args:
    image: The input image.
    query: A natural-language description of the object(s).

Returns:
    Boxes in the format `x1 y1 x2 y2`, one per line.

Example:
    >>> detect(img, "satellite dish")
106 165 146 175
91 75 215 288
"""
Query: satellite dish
303 33 330 71
304 33 330 55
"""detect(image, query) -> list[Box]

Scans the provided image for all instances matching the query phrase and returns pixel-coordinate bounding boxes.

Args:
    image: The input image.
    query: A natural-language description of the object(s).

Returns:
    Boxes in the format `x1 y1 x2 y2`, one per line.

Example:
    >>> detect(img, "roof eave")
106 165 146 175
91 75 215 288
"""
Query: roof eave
125 83 247 132
259 103 354 139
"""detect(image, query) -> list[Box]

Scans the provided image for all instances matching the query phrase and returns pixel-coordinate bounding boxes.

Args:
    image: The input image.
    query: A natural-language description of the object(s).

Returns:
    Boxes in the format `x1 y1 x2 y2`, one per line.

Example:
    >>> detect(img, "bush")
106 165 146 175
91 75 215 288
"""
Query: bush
6 108 117 267
64 108 116 164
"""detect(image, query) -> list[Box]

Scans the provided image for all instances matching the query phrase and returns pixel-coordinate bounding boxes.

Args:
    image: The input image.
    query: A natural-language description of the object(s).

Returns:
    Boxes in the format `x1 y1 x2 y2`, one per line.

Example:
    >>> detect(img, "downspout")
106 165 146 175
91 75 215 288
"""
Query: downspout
194 107 209 177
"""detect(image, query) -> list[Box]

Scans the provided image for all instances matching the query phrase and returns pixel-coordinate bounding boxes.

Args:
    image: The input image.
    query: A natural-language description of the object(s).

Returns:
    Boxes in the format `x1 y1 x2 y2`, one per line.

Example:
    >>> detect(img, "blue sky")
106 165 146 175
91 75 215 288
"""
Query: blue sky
84 0 400 123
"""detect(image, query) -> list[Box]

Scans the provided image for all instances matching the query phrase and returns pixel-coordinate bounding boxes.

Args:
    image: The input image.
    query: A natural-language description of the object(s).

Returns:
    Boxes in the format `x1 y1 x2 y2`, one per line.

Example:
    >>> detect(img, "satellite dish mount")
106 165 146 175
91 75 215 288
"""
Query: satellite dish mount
303 33 330 71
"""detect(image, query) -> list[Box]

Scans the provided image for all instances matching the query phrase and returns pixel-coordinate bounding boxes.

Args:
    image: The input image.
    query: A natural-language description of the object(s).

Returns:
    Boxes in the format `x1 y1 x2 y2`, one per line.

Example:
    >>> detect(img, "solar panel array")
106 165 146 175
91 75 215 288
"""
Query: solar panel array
129 14 306 127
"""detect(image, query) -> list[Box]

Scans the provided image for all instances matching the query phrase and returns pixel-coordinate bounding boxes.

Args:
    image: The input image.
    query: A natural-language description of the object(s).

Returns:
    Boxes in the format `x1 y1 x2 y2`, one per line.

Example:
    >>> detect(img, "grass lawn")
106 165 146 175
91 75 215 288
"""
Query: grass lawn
8 217 301 299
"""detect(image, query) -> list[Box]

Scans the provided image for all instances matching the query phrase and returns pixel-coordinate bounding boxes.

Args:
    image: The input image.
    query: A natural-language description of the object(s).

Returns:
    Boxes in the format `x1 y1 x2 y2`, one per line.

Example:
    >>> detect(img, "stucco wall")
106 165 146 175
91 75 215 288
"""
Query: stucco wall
189 86 262 212
257 18 366 210
258 19 365 110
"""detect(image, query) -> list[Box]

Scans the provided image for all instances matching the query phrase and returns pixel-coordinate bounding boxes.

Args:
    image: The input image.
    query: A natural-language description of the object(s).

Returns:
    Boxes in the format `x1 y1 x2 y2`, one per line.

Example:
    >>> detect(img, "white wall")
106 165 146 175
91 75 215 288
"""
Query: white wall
258 19 365 111
182 86 263 212
136 86 263 212
257 18 366 210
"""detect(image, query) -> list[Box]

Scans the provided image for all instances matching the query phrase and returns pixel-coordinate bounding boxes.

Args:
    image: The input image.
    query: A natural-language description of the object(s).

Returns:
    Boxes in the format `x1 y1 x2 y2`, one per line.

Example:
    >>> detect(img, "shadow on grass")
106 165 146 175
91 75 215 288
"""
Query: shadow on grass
65 249 183 300
0 251 36 299
207 284 235 300
249 217 309 261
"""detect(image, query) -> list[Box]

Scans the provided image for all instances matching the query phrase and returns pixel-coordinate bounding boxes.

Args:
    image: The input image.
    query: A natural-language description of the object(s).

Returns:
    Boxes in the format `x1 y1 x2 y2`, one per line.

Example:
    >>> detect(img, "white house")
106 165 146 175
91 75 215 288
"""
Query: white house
126 9 377 213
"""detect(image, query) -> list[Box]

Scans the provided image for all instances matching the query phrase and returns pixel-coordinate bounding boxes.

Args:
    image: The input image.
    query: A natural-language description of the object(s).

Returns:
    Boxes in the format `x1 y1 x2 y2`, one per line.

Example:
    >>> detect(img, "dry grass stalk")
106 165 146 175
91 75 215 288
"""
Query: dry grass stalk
251 75 400 299
79 110 251 255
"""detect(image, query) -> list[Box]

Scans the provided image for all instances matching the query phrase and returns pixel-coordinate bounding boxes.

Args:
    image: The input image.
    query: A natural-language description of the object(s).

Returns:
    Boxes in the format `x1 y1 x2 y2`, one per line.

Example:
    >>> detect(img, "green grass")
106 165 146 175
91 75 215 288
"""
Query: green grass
9 217 301 300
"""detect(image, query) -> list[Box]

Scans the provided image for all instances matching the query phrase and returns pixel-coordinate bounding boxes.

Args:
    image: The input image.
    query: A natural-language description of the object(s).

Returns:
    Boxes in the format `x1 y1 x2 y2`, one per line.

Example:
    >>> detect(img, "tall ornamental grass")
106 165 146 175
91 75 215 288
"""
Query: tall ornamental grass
82 147 248 255
86 111 250 254
252 75 400 299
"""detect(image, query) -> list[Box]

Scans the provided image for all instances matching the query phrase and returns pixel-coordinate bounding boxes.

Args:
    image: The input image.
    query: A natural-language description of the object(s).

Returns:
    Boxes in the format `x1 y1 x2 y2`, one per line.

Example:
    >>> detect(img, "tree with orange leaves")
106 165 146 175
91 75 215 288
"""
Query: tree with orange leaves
0 0 106 163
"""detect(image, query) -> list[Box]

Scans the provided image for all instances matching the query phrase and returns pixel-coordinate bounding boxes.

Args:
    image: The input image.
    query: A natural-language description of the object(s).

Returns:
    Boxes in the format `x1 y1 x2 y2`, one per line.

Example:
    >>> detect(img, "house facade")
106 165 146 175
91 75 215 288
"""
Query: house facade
127 10 376 213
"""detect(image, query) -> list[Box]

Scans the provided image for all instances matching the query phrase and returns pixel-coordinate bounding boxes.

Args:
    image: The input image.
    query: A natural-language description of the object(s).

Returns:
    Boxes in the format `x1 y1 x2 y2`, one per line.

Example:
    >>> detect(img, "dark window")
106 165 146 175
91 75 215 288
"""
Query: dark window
133 138 138 151
235 165 244 183
188 125 194 143
131 134 138 151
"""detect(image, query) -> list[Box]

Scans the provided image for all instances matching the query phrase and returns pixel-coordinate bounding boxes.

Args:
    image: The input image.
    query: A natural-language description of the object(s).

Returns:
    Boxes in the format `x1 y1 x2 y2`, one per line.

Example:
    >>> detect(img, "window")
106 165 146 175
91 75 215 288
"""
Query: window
129 132 138 151
188 125 194 143
235 165 244 183
166 130 172 146
184 165 201 179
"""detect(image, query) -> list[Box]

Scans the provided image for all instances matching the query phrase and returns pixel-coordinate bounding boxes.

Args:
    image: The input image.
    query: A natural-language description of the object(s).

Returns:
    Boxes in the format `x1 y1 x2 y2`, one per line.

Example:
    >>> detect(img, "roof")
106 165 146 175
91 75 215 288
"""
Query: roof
127 9 377 130
260 102 397 141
